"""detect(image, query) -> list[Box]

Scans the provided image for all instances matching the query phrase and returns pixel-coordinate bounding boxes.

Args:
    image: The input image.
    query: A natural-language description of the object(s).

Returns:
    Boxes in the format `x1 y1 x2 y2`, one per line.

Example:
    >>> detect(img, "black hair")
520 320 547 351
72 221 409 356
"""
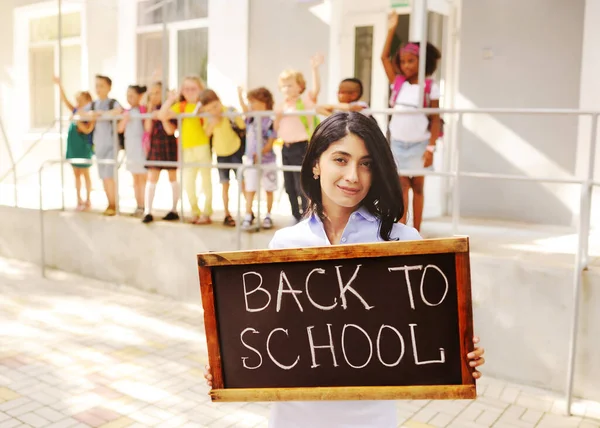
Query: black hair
340 78 364 99
301 112 404 242
393 42 441 77
95 74 113 87
129 85 147 95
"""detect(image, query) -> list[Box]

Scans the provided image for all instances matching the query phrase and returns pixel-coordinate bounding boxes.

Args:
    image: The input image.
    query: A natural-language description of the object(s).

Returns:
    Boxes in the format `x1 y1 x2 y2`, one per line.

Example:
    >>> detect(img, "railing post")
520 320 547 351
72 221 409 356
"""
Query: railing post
0 118 18 207
565 112 598 415
581 114 598 270
112 118 120 214
236 165 247 250
451 113 463 235
58 0 65 211
39 163 46 278
256 113 263 230
177 116 185 222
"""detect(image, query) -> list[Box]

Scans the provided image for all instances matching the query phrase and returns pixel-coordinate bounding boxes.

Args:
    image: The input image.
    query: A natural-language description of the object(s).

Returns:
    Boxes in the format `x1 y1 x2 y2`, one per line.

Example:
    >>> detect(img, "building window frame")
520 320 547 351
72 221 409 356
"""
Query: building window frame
136 0 209 89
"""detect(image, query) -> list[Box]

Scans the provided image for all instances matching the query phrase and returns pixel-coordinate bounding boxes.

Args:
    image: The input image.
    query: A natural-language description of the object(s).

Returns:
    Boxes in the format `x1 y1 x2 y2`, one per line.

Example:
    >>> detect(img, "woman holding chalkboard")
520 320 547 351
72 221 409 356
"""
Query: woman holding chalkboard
205 112 485 427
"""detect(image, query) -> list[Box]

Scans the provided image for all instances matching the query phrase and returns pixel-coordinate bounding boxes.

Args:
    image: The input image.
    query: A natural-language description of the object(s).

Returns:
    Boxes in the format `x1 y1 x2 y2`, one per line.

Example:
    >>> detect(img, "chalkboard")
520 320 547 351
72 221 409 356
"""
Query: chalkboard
198 237 475 402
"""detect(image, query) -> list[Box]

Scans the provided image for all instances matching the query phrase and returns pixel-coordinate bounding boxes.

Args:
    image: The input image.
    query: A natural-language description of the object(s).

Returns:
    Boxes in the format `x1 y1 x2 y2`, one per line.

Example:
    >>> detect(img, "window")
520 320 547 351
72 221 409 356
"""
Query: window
137 32 167 86
354 26 374 105
28 12 82 129
137 0 208 26
178 28 208 85
136 0 209 89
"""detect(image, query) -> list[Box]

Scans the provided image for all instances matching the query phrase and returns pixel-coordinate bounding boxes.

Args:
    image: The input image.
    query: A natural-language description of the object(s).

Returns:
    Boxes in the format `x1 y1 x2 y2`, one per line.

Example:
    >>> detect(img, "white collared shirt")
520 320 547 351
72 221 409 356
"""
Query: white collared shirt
268 206 421 428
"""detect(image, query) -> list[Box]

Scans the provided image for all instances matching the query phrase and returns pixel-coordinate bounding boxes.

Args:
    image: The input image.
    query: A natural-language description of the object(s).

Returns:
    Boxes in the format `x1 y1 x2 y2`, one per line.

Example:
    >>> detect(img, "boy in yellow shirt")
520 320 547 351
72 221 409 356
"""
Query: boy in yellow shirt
200 89 246 227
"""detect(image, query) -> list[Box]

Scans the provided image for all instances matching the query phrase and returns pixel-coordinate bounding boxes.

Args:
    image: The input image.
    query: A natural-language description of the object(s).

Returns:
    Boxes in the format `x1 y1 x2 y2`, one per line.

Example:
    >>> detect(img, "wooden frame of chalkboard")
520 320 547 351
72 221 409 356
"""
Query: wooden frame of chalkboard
198 237 475 402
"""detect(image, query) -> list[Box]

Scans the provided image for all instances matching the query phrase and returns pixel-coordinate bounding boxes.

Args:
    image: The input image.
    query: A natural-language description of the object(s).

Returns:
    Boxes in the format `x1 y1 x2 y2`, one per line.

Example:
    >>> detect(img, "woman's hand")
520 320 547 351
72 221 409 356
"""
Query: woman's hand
387 12 399 31
204 364 213 387
468 336 485 379
423 149 434 168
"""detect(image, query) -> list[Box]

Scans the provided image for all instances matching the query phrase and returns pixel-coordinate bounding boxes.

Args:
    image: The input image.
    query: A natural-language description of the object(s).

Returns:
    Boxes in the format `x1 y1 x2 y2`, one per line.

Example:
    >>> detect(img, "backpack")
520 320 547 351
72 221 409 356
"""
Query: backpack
389 75 444 137
296 98 320 139
224 107 246 154
182 102 246 154
89 99 125 150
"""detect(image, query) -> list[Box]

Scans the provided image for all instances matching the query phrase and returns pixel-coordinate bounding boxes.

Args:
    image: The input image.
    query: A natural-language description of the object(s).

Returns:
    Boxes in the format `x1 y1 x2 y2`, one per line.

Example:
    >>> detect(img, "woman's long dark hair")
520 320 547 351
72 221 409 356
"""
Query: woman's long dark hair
301 112 404 241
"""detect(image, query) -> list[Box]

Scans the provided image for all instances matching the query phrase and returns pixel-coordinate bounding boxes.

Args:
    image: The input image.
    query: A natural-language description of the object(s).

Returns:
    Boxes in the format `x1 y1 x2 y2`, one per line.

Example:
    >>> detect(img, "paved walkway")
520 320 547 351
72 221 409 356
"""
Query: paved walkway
0 258 598 428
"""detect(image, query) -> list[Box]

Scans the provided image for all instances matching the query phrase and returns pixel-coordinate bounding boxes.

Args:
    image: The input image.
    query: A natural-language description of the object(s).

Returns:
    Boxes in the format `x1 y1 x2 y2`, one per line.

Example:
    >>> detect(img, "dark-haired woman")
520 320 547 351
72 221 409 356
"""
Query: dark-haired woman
382 12 442 232
118 84 149 216
205 113 485 427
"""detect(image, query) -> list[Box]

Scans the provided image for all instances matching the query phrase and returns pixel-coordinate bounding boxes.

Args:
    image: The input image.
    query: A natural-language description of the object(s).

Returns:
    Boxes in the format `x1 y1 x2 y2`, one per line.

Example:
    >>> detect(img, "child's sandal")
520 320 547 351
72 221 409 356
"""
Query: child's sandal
194 215 212 225
223 215 236 227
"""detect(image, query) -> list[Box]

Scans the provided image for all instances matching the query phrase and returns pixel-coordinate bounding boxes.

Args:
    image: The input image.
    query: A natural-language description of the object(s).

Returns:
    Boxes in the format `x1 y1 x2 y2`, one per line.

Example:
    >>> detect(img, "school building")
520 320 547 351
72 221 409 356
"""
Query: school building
0 0 598 226
0 0 599 405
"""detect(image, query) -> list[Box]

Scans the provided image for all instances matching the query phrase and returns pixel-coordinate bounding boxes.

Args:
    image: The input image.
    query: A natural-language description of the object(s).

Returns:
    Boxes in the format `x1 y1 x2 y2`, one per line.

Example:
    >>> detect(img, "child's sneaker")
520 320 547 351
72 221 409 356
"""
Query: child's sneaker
241 213 254 231
262 215 273 229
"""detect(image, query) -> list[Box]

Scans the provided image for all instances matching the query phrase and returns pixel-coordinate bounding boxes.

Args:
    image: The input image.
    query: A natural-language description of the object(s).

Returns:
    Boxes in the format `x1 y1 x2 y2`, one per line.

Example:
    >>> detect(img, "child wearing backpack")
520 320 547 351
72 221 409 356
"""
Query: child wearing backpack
200 89 246 227
237 86 278 230
142 82 180 223
381 12 442 232
274 53 324 223
83 74 123 216
53 77 94 211
159 75 212 224
118 85 149 216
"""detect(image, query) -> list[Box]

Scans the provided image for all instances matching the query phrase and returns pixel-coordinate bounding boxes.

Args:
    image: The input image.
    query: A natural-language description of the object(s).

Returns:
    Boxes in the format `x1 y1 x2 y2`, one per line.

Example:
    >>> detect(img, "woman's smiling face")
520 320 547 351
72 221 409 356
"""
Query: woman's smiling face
313 132 373 213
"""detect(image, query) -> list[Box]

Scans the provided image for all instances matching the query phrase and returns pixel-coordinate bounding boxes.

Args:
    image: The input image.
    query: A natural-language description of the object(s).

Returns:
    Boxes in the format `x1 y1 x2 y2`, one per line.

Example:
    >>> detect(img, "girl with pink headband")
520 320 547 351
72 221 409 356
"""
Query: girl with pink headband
381 12 442 233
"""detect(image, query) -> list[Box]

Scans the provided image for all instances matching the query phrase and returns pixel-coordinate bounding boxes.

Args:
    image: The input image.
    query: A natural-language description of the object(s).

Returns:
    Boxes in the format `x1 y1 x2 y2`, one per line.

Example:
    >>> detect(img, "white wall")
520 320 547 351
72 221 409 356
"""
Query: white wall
456 0 585 226
207 0 249 107
247 0 330 105
85 0 120 97
577 0 600 227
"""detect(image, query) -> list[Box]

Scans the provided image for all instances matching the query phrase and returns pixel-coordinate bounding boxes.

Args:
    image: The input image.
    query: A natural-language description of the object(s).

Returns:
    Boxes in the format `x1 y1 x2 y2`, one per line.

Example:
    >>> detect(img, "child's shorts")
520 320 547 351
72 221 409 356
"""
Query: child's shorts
243 161 278 193
216 146 244 183
390 139 432 175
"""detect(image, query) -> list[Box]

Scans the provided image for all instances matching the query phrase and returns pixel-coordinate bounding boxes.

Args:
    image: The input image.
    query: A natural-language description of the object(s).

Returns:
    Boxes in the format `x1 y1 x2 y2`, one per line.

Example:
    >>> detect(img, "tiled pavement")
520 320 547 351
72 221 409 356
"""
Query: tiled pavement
0 257 598 428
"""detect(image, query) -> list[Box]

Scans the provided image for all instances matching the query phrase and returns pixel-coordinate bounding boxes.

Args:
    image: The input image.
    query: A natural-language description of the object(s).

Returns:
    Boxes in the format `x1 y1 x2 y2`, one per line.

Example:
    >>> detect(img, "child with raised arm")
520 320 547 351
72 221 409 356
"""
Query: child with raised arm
53 77 94 211
158 76 212 224
274 54 324 223
381 12 442 232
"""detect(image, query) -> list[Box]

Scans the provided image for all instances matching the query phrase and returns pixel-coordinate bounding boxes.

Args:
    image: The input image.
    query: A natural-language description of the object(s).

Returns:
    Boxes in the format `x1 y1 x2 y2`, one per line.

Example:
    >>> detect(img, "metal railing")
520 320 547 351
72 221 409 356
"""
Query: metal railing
10 107 600 415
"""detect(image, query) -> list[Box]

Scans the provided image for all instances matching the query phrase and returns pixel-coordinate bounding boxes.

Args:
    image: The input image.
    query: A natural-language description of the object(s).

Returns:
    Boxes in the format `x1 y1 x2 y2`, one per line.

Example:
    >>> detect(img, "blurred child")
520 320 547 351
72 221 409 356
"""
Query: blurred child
142 82 180 223
83 75 123 216
381 12 442 232
274 54 324 223
316 78 370 117
200 89 246 227
159 75 212 224
118 85 148 216
237 86 277 230
54 77 94 211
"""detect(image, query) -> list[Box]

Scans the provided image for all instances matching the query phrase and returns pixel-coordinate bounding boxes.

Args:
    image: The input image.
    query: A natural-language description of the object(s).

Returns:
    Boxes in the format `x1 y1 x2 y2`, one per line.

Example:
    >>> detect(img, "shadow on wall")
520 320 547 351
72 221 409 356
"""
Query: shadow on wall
459 127 577 225
248 0 329 103
457 0 585 226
